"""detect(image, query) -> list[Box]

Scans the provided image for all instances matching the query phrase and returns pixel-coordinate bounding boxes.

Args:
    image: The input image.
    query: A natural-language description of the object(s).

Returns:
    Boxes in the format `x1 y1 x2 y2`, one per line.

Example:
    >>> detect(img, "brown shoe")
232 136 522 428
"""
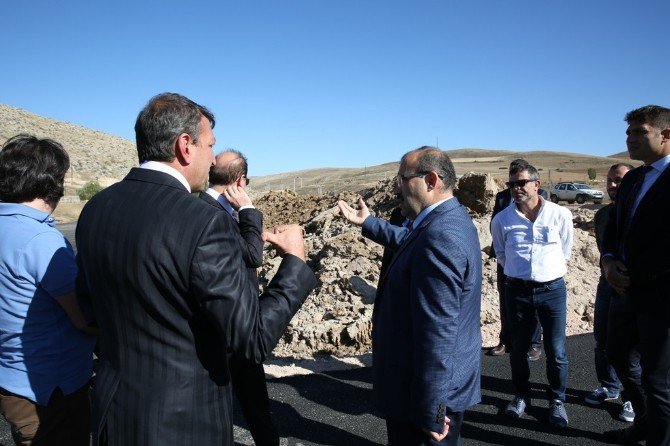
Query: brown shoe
528 347 542 361
488 343 507 356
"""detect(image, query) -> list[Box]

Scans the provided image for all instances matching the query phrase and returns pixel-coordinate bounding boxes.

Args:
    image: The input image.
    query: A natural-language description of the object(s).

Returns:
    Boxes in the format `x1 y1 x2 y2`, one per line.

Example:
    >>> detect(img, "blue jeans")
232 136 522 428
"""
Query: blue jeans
506 277 568 401
593 276 622 392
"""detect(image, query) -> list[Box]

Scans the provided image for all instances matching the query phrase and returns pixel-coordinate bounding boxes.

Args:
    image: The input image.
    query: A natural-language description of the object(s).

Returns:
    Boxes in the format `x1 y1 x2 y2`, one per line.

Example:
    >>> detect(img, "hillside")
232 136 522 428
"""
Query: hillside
0 104 137 187
1 102 635 204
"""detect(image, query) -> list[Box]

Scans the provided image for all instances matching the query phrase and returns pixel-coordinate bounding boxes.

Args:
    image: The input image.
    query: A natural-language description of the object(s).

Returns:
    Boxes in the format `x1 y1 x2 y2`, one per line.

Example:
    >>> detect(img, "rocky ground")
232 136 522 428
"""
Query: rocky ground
253 175 601 359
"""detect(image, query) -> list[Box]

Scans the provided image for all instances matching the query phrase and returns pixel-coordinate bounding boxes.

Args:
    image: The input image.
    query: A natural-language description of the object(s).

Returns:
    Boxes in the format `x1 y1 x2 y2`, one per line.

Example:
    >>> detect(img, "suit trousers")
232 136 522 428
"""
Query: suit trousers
230 355 279 446
497 264 541 349
385 411 464 446
606 289 670 446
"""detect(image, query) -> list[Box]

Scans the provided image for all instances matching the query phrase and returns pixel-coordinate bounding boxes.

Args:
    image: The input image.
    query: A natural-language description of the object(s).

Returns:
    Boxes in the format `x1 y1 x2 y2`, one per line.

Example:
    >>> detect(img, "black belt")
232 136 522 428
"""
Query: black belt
507 277 562 288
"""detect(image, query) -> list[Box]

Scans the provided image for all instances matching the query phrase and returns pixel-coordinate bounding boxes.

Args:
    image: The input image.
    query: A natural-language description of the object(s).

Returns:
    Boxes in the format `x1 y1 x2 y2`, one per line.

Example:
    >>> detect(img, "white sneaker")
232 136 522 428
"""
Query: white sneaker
619 401 635 422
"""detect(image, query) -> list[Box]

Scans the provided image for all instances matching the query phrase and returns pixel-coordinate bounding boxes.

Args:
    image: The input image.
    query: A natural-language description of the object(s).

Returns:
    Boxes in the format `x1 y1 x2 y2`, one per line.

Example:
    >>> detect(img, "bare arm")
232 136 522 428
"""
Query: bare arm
54 291 99 336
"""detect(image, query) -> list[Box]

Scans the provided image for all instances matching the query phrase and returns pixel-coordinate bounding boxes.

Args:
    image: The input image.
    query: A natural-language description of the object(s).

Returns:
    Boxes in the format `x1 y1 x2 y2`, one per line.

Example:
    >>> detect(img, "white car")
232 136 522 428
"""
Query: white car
550 182 604 204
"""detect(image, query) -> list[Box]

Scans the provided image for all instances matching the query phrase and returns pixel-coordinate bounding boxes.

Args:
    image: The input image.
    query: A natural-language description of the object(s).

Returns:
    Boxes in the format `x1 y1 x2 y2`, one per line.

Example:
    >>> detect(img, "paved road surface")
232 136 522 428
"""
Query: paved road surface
1 333 629 445
0 224 628 445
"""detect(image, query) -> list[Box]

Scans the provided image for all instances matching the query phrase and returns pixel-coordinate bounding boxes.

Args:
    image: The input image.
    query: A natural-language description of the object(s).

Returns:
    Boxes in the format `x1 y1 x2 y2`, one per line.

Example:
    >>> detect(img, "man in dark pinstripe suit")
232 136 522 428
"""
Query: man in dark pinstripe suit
75 93 316 446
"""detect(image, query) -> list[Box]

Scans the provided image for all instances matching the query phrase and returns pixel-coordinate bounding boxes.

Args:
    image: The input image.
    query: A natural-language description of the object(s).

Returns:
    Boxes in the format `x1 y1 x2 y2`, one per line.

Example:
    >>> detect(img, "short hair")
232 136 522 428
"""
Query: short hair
509 162 539 180
402 146 457 191
509 158 530 173
134 92 215 163
609 163 634 172
0 134 70 204
208 150 248 186
625 105 670 130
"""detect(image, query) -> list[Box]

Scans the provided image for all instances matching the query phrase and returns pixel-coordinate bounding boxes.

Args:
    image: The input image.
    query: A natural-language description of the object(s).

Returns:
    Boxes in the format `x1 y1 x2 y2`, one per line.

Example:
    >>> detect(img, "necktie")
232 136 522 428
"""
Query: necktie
231 209 239 222
619 165 652 257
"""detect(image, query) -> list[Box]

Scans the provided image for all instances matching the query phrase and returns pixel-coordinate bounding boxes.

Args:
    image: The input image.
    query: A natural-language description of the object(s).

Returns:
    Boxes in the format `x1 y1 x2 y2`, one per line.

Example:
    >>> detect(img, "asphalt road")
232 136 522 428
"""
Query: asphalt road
1 334 630 446
0 224 629 445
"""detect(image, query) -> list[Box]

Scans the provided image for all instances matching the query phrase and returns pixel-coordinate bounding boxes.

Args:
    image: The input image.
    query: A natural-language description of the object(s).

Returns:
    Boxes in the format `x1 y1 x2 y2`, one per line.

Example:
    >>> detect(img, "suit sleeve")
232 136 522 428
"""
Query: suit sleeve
190 213 316 363
361 216 409 250
491 213 506 268
409 227 469 431
237 208 264 268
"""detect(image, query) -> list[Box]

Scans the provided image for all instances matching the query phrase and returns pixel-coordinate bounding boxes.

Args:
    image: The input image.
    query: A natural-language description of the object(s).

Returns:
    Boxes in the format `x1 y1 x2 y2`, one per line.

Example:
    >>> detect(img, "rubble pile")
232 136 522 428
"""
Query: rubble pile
255 175 601 359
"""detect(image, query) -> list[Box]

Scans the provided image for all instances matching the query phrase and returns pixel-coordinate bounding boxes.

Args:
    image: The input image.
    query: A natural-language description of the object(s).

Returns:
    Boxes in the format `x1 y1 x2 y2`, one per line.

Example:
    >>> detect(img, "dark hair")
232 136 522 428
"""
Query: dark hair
0 134 70 204
403 146 457 191
609 163 634 171
625 105 670 130
509 162 539 180
509 158 530 172
134 92 215 163
209 150 248 186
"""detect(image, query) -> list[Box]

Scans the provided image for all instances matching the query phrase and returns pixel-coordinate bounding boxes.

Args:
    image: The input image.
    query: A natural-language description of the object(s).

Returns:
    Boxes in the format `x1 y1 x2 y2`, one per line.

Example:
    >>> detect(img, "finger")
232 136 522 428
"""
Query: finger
357 197 366 209
263 231 277 244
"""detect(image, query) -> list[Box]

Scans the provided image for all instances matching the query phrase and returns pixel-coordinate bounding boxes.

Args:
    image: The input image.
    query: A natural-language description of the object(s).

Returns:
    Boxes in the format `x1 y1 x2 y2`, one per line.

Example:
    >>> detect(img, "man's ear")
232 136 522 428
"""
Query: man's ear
425 171 439 190
661 128 670 142
175 132 193 165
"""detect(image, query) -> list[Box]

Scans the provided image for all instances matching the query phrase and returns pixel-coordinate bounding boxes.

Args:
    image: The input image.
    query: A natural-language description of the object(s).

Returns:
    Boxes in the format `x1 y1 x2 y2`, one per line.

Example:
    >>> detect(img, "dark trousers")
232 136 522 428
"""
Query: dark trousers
386 411 464 446
507 277 568 401
593 277 641 393
0 385 90 446
606 288 670 446
497 264 541 348
230 355 279 446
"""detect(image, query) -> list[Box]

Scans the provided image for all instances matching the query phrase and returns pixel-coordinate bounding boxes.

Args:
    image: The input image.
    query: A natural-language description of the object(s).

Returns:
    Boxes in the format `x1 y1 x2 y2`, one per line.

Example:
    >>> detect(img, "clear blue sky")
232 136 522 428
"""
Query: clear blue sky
1 1 668 176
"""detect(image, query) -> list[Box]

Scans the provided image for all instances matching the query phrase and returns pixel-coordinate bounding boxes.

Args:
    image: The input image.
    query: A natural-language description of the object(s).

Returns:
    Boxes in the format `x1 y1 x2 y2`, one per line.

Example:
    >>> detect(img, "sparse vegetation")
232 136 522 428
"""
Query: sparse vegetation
587 168 597 181
78 181 104 201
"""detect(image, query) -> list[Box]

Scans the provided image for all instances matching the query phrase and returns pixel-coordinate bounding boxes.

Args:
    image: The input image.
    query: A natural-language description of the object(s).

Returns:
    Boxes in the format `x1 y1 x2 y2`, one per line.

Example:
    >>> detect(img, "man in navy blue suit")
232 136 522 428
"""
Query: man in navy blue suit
338 146 482 446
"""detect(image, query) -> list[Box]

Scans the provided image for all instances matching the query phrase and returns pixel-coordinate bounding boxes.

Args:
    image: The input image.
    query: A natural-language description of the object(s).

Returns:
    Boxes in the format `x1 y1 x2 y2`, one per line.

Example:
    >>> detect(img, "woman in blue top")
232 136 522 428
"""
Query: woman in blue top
0 134 97 446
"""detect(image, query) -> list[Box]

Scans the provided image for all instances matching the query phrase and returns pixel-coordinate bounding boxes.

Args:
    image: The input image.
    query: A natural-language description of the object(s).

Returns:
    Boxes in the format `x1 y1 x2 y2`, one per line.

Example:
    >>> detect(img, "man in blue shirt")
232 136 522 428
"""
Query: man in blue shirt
0 135 97 445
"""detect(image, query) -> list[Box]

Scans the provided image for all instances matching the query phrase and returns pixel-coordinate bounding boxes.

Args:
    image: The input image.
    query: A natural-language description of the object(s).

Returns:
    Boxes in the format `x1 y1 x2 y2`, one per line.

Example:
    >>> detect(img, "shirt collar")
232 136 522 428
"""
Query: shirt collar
205 188 235 216
412 197 452 229
649 153 670 173
139 161 191 192
0 203 56 227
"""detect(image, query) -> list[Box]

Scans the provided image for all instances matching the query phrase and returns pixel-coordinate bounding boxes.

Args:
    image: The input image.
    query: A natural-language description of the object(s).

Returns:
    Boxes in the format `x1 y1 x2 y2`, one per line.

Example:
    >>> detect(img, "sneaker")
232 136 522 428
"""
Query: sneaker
549 399 568 428
619 401 635 422
528 347 542 361
505 396 527 418
585 386 620 405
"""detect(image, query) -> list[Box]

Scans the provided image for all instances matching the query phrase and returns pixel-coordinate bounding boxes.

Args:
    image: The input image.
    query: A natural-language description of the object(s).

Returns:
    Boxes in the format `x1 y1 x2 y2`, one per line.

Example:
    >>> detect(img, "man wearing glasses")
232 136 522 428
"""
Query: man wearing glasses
200 150 278 445
338 147 482 445
491 162 573 428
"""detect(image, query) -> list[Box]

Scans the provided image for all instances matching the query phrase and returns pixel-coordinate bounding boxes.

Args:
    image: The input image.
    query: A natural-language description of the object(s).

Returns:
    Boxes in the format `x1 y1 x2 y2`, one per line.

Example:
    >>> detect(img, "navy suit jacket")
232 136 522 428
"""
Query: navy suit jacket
76 168 316 446
362 197 482 431
603 163 670 299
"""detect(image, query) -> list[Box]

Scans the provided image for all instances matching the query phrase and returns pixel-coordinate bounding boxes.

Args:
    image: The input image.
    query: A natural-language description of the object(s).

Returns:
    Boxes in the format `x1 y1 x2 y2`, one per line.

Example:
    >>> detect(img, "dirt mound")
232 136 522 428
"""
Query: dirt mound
256 177 601 359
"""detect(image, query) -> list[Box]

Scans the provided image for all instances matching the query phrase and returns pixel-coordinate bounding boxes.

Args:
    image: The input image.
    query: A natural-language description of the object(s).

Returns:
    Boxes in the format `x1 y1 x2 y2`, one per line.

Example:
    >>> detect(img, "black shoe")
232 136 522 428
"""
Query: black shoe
488 343 507 356
528 347 542 361
603 426 645 445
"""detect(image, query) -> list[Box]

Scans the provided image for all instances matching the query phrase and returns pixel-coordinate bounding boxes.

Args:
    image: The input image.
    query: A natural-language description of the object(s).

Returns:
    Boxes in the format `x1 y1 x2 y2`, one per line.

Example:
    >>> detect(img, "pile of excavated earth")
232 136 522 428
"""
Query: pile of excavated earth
253 174 601 359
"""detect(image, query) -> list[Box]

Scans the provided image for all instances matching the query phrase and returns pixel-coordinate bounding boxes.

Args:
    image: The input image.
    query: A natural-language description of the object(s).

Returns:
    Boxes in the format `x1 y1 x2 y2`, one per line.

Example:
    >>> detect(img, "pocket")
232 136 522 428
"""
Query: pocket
538 226 560 244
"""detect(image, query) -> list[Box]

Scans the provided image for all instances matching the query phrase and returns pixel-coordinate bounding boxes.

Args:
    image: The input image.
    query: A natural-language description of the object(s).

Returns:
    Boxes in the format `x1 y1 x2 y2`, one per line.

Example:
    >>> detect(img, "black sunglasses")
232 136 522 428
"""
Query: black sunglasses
396 171 444 183
241 175 250 186
506 179 537 189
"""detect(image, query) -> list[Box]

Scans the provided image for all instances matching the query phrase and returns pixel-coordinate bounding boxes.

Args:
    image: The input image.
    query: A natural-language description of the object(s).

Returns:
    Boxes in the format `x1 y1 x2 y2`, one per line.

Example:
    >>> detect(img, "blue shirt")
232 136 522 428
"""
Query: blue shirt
0 203 95 405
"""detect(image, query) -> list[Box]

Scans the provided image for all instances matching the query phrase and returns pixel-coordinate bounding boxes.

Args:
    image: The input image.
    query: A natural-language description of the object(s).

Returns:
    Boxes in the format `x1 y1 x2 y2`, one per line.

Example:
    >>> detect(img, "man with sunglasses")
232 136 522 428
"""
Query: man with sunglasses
488 159 547 361
491 162 573 428
200 150 278 446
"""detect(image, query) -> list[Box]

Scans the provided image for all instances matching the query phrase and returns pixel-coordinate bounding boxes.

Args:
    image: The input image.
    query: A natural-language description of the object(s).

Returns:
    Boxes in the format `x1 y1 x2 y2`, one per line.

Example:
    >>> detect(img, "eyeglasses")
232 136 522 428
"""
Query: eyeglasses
397 171 428 182
241 175 250 186
506 179 537 189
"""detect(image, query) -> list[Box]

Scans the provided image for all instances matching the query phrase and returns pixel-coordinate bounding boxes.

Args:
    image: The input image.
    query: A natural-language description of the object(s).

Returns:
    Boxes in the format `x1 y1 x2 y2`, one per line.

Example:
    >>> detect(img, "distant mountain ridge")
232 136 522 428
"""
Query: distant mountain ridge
0 103 137 184
1 103 632 193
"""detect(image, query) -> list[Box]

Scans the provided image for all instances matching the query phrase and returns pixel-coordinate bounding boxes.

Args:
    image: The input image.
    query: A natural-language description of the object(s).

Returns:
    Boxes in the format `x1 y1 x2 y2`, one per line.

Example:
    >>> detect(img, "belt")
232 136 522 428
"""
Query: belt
507 277 562 288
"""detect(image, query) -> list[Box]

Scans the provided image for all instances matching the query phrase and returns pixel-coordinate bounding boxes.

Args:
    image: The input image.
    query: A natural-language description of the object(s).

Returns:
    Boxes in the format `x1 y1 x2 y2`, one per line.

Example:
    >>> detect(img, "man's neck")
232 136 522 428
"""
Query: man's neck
210 184 231 194
516 196 541 221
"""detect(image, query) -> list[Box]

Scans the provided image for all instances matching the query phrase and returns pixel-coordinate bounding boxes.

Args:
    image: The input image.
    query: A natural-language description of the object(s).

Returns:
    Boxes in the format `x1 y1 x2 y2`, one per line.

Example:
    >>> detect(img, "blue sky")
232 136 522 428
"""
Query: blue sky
1 1 669 176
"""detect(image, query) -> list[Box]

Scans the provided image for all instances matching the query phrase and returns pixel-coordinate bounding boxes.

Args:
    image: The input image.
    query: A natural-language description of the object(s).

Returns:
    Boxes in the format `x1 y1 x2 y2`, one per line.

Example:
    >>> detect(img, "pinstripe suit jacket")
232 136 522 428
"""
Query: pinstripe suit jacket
362 197 482 432
76 168 316 446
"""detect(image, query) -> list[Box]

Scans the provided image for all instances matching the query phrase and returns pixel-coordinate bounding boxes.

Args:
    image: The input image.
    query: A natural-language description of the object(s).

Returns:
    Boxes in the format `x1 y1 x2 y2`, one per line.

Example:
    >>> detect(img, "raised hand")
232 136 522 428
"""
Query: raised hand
263 224 306 261
337 197 370 226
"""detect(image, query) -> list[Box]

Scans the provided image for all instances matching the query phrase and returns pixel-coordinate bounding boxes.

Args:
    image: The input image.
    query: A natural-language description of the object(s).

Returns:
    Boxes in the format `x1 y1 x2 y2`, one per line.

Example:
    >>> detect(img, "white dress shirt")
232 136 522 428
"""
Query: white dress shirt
139 161 191 192
492 196 573 282
204 188 254 220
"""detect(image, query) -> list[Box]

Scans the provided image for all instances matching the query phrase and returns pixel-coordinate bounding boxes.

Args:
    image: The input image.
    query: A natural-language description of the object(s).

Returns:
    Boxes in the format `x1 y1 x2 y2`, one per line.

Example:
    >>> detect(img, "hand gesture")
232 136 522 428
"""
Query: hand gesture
602 257 630 297
263 224 306 261
337 198 370 226
222 185 252 210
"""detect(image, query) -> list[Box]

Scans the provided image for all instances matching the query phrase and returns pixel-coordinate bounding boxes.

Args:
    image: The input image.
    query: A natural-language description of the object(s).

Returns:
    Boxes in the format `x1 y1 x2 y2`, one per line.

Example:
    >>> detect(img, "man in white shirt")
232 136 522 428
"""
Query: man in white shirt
491 162 573 428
